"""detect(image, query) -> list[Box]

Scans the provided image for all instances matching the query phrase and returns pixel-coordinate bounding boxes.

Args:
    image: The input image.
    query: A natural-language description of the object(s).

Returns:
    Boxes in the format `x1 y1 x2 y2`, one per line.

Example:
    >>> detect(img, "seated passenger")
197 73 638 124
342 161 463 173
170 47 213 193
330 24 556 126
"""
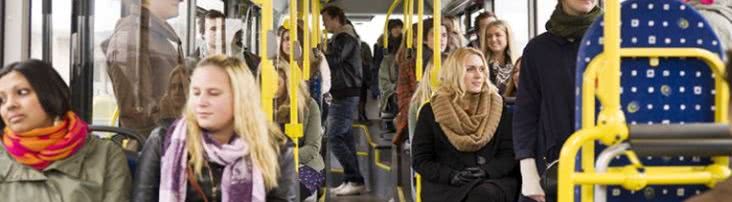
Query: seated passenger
412 48 519 202
394 19 450 145
502 57 522 98
480 20 519 94
272 65 325 200
132 55 295 202
0 60 131 201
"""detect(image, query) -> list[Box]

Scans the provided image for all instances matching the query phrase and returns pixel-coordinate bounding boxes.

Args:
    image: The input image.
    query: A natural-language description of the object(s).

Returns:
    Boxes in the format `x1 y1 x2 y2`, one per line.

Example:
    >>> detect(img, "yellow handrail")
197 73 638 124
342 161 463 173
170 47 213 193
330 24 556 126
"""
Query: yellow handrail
557 0 731 201
303 0 311 80
311 0 321 46
252 0 275 121
415 0 424 81
286 0 304 173
415 173 422 202
111 107 119 126
406 0 413 49
429 0 441 89
352 124 392 171
383 0 403 50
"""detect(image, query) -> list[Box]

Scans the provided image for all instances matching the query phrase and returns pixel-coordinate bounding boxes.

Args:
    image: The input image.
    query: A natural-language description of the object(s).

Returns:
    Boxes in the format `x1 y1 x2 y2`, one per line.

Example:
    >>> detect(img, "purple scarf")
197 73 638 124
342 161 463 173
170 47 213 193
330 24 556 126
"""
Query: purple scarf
159 120 265 202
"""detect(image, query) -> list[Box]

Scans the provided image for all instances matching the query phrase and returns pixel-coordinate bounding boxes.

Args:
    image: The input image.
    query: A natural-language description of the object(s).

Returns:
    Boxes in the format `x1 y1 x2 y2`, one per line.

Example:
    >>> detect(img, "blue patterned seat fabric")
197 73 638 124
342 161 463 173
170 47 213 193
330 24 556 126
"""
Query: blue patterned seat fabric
574 0 724 201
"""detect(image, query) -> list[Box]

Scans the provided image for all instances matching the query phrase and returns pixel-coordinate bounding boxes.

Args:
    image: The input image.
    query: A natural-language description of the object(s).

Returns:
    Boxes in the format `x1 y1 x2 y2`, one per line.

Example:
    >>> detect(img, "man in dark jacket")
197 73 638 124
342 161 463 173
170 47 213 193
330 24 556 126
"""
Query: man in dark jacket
320 5 366 196
512 0 602 202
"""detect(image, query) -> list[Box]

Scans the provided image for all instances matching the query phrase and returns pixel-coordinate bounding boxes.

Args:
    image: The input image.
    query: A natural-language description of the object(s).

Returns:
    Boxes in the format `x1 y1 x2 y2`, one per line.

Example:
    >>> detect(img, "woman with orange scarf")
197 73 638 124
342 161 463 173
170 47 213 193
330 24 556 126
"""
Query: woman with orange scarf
0 60 131 201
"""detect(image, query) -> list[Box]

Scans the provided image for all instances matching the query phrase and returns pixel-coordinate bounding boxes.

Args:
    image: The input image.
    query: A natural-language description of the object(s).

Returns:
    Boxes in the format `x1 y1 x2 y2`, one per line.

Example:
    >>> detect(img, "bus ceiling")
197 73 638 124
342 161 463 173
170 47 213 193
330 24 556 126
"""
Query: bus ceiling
275 0 487 16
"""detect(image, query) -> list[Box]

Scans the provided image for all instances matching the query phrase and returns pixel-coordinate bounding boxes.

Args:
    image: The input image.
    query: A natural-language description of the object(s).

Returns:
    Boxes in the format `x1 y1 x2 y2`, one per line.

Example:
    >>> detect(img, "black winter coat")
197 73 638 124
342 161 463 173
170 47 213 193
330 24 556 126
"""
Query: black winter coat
412 103 519 202
512 32 580 172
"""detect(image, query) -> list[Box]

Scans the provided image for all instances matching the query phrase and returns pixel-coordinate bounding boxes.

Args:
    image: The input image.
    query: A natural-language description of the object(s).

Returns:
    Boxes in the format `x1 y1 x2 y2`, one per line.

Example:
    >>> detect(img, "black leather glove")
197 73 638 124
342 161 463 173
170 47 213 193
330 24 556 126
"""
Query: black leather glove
465 167 487 179
450 170 473 186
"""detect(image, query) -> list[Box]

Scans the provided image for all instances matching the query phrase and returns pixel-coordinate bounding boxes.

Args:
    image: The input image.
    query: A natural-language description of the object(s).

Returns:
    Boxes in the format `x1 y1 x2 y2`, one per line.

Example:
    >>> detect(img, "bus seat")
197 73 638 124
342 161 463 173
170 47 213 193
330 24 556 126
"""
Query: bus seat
574 0 725 201
89 125 145 178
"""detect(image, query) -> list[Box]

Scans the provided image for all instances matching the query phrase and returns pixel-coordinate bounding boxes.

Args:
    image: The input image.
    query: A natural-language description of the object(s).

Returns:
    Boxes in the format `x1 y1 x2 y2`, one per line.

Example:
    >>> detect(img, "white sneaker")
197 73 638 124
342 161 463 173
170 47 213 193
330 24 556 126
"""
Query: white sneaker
335 182 366 196
330 182 348 193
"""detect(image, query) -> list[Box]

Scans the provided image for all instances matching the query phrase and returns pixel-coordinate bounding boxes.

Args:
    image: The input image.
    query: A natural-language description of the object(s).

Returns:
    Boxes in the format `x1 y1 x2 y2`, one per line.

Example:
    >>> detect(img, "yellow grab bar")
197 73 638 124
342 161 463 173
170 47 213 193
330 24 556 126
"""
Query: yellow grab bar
286 0 304 172
252 0 275 121
303 0 311 80
415 0 424 81
429 0 441 89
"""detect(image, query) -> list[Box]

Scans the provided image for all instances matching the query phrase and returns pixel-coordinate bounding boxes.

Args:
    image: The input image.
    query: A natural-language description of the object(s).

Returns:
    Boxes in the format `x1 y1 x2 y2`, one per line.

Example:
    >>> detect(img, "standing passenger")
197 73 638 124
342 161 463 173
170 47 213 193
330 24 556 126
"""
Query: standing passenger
320 5 366 196
0 60 131 201
132 56 296 202
102 0 188 138
202 10 227 57
412 48 519 202
480 20 519 94
513 0 602 201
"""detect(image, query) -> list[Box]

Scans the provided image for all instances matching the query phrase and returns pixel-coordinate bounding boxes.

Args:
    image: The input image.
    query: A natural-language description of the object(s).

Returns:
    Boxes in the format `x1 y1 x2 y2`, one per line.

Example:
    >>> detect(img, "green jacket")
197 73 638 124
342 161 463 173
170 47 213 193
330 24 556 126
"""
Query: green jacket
300 98 325 171
0 135 132 202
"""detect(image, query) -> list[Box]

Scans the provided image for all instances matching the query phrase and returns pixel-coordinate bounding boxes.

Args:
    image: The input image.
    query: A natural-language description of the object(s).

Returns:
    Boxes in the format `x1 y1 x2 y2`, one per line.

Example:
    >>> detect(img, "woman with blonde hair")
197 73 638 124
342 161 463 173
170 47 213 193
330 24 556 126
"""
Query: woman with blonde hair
412 48 518 202
272 64 325 200
133 55 296 202
480 20 519 94
444 15 468 50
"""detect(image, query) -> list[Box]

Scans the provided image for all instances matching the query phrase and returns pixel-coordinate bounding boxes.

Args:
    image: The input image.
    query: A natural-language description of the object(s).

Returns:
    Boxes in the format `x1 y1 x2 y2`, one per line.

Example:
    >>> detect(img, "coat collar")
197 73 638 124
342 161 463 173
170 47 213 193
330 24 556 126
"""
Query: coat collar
0 137 93 182
545 32 579 46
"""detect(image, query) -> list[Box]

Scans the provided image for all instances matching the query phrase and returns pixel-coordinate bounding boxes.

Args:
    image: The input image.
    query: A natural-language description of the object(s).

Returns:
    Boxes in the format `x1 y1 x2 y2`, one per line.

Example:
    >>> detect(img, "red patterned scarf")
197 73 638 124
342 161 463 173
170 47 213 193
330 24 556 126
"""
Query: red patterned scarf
2 112 88 170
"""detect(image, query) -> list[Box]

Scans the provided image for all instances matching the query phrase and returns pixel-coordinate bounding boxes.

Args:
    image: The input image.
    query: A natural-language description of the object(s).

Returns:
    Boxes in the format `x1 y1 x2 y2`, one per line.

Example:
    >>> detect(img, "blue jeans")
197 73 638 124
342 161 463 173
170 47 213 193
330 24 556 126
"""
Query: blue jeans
326 96 364 184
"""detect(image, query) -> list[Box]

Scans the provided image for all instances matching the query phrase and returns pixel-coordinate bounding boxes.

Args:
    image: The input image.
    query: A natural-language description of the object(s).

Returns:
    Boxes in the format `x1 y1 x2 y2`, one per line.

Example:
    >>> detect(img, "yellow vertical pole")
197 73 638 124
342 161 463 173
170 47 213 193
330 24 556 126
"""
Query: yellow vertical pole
312 0 321 46
253 0 275 121
303 0 311 80
416 0 424 81
287 0 303 172
429 0 441 89
406 0 413 49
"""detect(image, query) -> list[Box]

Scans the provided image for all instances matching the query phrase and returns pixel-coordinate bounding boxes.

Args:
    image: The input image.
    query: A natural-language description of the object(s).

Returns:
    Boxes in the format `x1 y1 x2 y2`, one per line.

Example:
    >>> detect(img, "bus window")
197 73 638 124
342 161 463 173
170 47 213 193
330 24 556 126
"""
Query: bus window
29 1 72 85
94 0 188 138
537 0 556 34
495 0 529 53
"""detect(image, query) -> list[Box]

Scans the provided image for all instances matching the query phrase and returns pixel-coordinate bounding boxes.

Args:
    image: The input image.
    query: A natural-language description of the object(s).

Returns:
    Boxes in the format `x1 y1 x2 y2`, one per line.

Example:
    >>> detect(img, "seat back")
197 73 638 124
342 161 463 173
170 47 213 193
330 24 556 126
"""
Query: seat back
575 0 725 201
89 125 145 178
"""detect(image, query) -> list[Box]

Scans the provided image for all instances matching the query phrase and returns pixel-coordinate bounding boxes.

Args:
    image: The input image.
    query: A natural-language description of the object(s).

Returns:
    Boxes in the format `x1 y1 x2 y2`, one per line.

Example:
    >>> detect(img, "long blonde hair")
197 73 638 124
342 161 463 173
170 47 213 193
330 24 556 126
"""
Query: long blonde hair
411 62 436 105
185 55 280 190
439 48 495 99
480 20 519 65
274 62 311 122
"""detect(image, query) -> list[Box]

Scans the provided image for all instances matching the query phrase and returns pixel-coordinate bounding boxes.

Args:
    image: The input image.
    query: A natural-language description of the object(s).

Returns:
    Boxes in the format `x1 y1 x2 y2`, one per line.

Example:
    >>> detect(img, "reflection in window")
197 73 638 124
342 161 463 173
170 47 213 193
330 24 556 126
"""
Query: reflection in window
93 0 187 134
